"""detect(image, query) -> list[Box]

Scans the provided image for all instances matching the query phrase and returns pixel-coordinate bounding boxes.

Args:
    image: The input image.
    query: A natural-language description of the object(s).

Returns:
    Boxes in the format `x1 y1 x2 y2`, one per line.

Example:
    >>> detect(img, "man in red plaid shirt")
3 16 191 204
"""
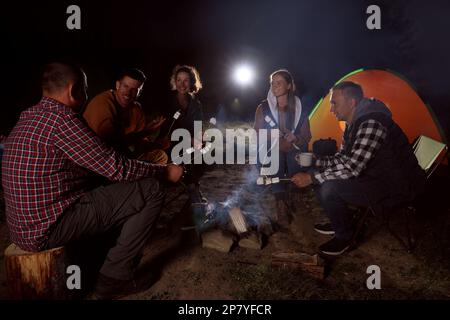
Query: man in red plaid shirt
2 62 183 299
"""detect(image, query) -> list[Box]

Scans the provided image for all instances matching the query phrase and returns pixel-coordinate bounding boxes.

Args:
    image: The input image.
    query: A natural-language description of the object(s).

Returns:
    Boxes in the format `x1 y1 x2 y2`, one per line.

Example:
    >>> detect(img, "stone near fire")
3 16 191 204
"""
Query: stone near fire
201 229 235 253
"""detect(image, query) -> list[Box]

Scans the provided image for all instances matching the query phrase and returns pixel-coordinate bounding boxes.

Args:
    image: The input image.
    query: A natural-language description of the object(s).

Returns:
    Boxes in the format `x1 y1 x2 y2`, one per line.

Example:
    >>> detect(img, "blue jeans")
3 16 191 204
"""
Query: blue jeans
314 179 385 241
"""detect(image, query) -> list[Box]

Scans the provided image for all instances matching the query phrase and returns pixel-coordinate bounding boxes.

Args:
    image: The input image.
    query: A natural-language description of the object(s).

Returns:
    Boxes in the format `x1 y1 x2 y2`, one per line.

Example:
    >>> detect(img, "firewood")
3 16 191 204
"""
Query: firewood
201 229 235 253
271 251 321 266
271 260 325 280
271 251 325 280
238 232 263 250
228 207 248 234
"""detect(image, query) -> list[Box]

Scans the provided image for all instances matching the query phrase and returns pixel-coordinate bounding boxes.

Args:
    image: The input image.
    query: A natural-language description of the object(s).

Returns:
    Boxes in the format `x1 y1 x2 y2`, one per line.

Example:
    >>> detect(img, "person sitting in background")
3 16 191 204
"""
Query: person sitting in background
291 81 425 256
2 62 183 299
254 69 311 229
83 67 168 164
160 65 205 202
160 65 204 150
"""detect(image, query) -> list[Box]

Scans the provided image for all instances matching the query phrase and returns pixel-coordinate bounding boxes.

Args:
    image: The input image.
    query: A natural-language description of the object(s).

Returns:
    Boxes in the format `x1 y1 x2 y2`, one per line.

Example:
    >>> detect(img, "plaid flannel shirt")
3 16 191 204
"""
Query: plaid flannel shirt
1 97 166 251
313 119 387 184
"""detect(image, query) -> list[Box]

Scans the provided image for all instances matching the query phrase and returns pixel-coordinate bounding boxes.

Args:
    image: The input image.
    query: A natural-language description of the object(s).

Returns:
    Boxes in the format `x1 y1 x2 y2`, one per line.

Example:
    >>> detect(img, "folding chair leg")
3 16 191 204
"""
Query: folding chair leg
350 208 370 248
405 206 416 251
386 207 415 253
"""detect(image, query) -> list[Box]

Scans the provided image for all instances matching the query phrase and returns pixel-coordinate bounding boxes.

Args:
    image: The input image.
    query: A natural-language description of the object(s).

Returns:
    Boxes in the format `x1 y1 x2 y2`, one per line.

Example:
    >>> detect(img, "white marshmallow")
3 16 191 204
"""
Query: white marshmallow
209 117 217 125
271 177 280 184
173 111 181 119
260 167 273 176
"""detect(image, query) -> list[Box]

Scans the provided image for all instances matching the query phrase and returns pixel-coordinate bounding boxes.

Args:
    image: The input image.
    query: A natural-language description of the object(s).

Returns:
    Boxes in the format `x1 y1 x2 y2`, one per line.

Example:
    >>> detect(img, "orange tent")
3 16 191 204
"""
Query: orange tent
309 69 446 147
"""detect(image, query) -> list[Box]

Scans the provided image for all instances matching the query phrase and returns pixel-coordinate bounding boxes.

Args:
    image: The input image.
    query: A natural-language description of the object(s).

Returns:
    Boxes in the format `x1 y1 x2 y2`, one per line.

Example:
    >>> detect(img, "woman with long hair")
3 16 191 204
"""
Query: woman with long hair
161 64 205 203
254 69 312 228
164 65 203 144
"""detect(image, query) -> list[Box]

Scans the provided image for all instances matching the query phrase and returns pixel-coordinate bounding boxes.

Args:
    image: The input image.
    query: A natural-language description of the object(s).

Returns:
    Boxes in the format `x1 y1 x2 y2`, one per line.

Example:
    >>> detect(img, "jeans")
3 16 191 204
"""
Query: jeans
46 177 165 280
314 178 386 241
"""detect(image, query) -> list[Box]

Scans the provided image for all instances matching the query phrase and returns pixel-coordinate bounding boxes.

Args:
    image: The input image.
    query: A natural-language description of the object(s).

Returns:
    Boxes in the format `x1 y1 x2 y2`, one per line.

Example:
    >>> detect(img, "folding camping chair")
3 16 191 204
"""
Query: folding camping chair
351 135 448 252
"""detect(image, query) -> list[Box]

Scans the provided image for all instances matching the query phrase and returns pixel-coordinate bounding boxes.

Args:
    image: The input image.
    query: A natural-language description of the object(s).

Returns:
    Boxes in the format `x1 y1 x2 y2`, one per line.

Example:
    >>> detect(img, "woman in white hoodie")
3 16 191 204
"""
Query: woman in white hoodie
254 69 312 228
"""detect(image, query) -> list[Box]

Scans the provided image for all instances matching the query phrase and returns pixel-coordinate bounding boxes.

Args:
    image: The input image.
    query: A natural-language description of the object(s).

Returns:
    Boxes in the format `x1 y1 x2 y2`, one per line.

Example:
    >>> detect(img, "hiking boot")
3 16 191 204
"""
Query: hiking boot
93 273 152 300
314 222 335 235
318 237 351 256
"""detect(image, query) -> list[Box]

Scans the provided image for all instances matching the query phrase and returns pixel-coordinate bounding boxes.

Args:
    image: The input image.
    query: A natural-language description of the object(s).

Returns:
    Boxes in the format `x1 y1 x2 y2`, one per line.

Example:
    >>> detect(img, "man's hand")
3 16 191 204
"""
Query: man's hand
166 164 184 183
291 172 313 188
146 116 166 132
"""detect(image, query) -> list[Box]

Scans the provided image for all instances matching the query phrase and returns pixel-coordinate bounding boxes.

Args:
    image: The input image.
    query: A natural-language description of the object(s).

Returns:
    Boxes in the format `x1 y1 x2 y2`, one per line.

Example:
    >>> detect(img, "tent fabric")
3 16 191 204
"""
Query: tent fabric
309 69 446 148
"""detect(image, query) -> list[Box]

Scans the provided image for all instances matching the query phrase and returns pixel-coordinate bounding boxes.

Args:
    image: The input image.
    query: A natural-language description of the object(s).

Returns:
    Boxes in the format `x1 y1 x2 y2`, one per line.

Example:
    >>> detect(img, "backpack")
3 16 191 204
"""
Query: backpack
312 138 337 158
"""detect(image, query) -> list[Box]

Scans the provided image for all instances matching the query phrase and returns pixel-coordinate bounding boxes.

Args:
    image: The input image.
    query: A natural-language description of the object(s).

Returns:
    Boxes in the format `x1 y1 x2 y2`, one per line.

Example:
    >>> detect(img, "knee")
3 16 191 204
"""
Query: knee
137 177 166 202
317 181 339 203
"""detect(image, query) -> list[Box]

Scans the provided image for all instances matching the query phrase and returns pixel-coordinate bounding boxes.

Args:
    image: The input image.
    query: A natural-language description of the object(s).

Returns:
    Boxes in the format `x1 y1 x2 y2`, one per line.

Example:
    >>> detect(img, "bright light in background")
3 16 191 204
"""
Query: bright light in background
233 64 255 86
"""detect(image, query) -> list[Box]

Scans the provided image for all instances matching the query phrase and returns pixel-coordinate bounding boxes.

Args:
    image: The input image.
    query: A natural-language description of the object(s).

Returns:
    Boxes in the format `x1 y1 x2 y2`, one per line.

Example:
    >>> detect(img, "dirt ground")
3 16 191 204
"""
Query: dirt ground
1 146 450 300
124 164 450 300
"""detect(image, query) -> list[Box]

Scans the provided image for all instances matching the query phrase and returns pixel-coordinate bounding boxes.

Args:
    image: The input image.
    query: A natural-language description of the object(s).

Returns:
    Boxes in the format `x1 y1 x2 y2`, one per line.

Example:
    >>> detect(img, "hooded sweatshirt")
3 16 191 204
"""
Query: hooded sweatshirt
313 98 425 205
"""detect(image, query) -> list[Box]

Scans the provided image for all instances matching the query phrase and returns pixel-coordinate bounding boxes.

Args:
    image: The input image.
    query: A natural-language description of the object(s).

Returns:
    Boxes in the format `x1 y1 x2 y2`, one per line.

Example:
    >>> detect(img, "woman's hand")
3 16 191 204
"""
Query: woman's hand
279 138 292 152
284 132 297 143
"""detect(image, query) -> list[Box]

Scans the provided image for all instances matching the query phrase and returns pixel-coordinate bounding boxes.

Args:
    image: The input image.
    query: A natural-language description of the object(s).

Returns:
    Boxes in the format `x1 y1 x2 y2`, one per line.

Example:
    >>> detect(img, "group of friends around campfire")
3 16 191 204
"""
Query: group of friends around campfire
1 62 425 299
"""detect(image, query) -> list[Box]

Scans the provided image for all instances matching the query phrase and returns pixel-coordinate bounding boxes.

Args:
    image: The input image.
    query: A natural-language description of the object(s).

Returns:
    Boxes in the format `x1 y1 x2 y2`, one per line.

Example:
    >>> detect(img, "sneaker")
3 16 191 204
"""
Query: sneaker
93 273 152 300
319 237 351 256
314 222 335 235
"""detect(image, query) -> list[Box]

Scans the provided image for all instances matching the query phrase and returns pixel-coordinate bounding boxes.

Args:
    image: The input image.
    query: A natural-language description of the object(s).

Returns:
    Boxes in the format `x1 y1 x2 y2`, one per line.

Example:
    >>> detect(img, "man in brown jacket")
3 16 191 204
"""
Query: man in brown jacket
83 68 168 164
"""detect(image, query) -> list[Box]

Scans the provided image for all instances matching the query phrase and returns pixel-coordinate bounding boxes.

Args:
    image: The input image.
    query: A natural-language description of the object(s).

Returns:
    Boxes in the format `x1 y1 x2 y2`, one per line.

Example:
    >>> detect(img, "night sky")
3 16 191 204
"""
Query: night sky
1 0 450 139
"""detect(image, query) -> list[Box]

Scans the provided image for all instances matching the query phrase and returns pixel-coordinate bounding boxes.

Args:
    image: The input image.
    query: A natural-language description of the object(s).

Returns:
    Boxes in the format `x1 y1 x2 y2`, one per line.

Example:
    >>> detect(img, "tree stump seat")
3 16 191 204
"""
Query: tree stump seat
4 244 73 299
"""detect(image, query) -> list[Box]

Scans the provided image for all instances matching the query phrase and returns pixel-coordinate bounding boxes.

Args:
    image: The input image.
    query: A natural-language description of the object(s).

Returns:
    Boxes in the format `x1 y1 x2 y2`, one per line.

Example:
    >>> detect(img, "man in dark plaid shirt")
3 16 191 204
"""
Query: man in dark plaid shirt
292 81 425 256
2 62 183 299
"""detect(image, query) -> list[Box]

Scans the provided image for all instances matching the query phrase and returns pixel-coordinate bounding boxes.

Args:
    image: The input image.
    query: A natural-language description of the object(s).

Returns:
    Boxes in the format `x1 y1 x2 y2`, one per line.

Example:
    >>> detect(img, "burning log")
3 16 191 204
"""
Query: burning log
228 207 248 234
238 232 263 250
271 251 325 280
201 229 235 253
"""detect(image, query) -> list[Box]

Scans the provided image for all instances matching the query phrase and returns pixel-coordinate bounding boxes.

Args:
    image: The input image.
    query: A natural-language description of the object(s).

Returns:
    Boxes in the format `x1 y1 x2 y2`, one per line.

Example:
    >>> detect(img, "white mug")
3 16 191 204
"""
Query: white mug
295 152 313 167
